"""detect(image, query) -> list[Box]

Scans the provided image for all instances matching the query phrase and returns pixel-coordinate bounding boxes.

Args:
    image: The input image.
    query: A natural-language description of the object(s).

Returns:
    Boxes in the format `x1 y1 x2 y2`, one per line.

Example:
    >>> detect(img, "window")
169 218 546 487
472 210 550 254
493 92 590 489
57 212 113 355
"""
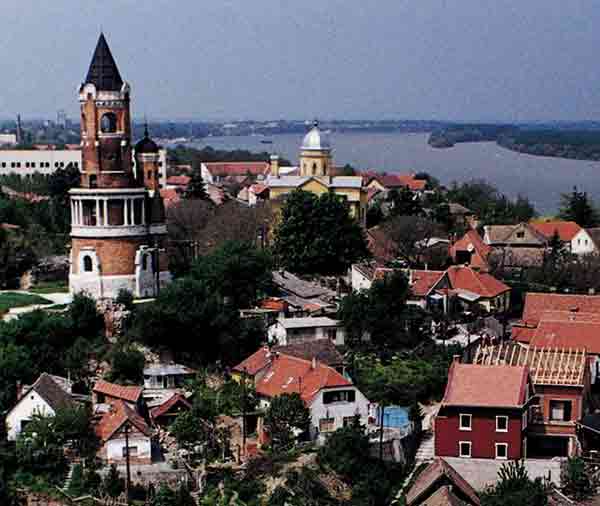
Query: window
323 390 356 404
459 441 472 458
96 393 105 403
550 400 572 421
516 231 525 239
319 418 335 433
496 416 508 432
495 443 508 460
326 328 337 342
122 446 138 458
89 175 97 188
83 255 93 272
142 255 148 271
343 416 357 427
459 413 472 431
100 112 118 133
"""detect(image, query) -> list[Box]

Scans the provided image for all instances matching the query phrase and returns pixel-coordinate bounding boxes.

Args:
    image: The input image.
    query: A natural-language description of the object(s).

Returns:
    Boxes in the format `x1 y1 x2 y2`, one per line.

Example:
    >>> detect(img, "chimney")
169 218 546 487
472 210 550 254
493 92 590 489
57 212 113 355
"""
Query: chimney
270 154 279 178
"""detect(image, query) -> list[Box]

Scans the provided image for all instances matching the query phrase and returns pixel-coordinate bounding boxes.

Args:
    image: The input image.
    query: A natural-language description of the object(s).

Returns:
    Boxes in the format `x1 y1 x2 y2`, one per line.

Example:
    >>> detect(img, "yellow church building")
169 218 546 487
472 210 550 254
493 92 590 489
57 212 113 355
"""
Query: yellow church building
267 121 367 225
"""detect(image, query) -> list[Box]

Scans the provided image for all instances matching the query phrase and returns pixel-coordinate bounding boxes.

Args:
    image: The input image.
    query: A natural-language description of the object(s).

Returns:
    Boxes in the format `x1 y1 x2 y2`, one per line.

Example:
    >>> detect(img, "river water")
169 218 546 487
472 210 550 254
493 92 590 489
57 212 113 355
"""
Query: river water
187 132 600 215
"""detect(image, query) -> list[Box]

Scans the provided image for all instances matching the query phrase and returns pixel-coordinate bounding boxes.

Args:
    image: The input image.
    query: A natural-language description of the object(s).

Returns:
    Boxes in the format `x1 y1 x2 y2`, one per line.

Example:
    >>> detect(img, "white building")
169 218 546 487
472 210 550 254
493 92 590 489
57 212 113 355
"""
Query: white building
5 373 74 441
233 348 373 445
0 133 17 146
143 363 196 390
571 228 597 255
268 317 345 346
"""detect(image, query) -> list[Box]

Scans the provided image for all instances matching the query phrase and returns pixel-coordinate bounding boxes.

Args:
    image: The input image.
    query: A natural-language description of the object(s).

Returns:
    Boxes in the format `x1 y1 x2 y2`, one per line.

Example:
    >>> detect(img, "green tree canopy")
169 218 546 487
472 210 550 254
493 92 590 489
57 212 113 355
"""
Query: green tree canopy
480 460 547 506
263 393 310 451
273 190 369 275
559 186 598 227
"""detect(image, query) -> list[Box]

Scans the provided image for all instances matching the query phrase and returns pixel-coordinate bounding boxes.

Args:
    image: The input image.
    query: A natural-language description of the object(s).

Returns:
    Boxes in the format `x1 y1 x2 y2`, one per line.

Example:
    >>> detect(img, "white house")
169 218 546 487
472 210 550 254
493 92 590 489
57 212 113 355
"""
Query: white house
95 400 152 464
571 228 597 255
143 363 196 390
5 373 74 440
268 317 345 346
233 348 374 445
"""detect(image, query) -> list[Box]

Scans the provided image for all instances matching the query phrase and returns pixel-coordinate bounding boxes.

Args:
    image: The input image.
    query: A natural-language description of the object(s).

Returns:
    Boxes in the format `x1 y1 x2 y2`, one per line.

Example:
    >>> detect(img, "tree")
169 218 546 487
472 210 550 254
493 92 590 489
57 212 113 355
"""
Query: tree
185 171 211 201
273 190 369 275
559 186 598 227
382 215 444 267
263 393 310 451
561 457 598 501
388 187 423 217
108 345 145 384
191 240 272 309
481 460 547 506
103 464 125 498
115 288 134 310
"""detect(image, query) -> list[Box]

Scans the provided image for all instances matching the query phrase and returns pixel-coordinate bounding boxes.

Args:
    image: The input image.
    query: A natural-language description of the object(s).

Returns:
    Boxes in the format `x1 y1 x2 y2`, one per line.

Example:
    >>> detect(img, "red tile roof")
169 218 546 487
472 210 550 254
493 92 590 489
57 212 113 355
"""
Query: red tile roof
166 175 191 186
442 362 529 408
449 230 491 270
95 400 151 441
531 221 581 242
160 188 182 207
521 293 600 326
410 270 445 297
368 173 427 191
258 298 288 312
446 265 510 298
203 162 270 177
511 325 536 343
526 311 600 354
405 458 480 506
93 380 143 403
150 393 191 421
233 348 352 404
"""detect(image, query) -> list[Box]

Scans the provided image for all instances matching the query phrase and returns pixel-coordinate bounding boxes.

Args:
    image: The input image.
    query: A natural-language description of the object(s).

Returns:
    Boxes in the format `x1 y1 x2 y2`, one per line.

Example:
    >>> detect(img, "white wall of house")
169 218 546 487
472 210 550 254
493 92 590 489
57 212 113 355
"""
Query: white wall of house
268 321 345 346
200 163 215 184
106 436 152 464
572 229 597 255
0 150 81 175
351 264 373 292
6 391 55 441
309 386 371 444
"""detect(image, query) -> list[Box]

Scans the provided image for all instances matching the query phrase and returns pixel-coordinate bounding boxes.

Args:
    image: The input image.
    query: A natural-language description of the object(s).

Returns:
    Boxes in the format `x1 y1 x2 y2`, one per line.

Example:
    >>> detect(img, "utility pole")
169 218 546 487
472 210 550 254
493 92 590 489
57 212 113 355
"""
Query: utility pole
379 402 385 462
241 367 247 458
124 422 131 505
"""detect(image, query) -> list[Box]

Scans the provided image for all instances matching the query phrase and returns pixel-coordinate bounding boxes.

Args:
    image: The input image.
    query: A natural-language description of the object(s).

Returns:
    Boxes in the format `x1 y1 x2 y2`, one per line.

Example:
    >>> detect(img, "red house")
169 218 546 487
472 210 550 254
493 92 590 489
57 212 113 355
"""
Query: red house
435 357 534 460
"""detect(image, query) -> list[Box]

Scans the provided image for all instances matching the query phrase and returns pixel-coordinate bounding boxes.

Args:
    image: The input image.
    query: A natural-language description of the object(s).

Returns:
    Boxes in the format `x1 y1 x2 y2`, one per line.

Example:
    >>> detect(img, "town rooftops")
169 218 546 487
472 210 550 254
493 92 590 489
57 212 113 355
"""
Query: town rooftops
473 343 587 387
447 203 473 216
366 173 427 192
449 230 491 270
143 363 196 377
278 317 340 329
95 400 151 442
233 347 352 403
445 265 510 299
166 175 191 187
267 175 363 189
272 270 335 299
483 222 548 246
149 393 191 421
531 220 581 242
273 340 344 368
410 270 445 297
203 161 270 177
442 362 529 409
22 373 74 412
93 380 143 403
405 457 480 506
521 292 600 326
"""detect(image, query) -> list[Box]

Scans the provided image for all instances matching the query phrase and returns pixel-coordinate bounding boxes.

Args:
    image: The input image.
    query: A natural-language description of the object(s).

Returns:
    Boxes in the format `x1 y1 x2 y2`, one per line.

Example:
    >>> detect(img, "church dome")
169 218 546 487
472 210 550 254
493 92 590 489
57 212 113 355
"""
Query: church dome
135 125 159 154
301 121 331 151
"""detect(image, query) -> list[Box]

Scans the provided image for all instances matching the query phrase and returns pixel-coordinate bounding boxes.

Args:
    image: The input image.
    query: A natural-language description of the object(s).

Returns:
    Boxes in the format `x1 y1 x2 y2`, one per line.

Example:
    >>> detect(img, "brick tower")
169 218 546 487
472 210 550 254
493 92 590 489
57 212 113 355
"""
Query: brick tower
69 34 171 299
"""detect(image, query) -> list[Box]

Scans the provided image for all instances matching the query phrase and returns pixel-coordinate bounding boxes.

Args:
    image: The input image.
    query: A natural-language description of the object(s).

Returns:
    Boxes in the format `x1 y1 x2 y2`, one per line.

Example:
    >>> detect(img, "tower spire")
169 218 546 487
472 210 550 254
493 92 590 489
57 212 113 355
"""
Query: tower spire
85 33 124 91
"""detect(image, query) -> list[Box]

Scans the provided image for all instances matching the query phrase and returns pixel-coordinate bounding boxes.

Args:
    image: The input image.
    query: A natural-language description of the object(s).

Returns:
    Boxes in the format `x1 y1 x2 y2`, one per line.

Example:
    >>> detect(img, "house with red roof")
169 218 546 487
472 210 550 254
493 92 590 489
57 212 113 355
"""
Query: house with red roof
232 347 372 443
530 220 596 255
450 230 491 271
92 380 143 411
94 400 152 464
435 357 535 460
365 173 428 194
150 393 191 427
201 161 270 185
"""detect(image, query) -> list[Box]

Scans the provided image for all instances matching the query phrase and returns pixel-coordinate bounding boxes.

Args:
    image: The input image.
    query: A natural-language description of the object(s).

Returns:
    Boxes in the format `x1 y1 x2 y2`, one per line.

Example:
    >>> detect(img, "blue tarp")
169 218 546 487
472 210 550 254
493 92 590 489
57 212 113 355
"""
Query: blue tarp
378 406 410 429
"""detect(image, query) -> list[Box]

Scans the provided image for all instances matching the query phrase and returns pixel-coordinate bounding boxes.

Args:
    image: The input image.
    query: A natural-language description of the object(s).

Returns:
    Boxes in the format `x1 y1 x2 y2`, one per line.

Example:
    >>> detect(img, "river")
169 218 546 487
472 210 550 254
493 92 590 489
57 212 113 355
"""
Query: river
186 132 600 215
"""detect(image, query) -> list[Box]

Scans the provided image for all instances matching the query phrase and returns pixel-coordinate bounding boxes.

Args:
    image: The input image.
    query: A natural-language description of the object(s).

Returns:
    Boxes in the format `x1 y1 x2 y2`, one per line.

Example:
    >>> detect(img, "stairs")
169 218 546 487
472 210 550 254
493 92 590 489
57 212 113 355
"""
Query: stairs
414 431 435 463
62 462 76 492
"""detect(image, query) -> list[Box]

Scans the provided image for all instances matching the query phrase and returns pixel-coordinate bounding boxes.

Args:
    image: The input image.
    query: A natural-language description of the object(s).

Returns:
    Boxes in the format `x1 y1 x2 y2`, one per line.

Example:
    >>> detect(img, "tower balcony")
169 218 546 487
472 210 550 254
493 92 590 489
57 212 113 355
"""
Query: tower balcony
69 188 166 238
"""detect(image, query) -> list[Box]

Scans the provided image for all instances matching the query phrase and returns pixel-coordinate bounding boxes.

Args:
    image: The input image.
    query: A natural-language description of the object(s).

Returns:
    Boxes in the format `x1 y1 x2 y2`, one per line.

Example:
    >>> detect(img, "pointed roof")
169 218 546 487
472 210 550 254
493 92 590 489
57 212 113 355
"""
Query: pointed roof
85 33 124 91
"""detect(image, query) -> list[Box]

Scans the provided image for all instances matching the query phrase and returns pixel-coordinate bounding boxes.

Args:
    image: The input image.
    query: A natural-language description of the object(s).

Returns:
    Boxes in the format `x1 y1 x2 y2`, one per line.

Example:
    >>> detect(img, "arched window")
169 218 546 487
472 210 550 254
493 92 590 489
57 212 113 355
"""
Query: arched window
83 255 93 272
312 162 317 175
100 113 117 133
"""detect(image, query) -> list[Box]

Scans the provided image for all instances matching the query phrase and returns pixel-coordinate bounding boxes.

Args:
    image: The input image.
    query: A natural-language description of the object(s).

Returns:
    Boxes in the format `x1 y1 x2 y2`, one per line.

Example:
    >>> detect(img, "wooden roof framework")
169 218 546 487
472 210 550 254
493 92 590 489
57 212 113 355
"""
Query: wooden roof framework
473 343 587 386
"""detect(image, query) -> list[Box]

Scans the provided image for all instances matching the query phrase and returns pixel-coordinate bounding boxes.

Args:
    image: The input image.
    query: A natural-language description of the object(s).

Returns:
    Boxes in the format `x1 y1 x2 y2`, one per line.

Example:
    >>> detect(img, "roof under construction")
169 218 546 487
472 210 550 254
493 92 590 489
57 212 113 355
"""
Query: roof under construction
472 342 587 387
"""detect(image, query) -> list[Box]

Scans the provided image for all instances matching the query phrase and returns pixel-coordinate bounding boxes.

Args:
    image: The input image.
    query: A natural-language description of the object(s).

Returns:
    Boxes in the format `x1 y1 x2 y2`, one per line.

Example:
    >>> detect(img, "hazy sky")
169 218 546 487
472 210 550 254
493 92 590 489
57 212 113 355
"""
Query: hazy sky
2 1 600 121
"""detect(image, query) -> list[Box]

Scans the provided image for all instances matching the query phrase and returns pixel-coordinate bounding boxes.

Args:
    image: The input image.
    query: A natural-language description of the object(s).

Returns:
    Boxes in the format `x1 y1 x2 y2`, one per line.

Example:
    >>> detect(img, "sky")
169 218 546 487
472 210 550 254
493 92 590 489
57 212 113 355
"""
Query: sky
1 0 600 122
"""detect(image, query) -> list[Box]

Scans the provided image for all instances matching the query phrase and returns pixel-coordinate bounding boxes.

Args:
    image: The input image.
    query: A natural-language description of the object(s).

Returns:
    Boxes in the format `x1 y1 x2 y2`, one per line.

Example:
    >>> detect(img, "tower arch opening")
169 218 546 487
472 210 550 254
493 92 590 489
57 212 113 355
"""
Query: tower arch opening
100 112 117 133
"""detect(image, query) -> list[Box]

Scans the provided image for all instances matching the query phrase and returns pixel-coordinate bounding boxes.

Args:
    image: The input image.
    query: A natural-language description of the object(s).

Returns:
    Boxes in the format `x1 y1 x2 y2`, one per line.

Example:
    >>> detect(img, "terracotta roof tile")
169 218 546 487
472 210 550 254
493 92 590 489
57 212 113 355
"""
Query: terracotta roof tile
150 393 191 420
405 458 480 506
446 265 510 298
450 230 491 270
234 348 352 403
93 380 142 403
258 298 288 312
166 175 191 186
442 363 528 408
368 173 427 191
522 293 600 325
203 162 270 177
410 270 445 297
95 400 151 441
531 221 581 242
